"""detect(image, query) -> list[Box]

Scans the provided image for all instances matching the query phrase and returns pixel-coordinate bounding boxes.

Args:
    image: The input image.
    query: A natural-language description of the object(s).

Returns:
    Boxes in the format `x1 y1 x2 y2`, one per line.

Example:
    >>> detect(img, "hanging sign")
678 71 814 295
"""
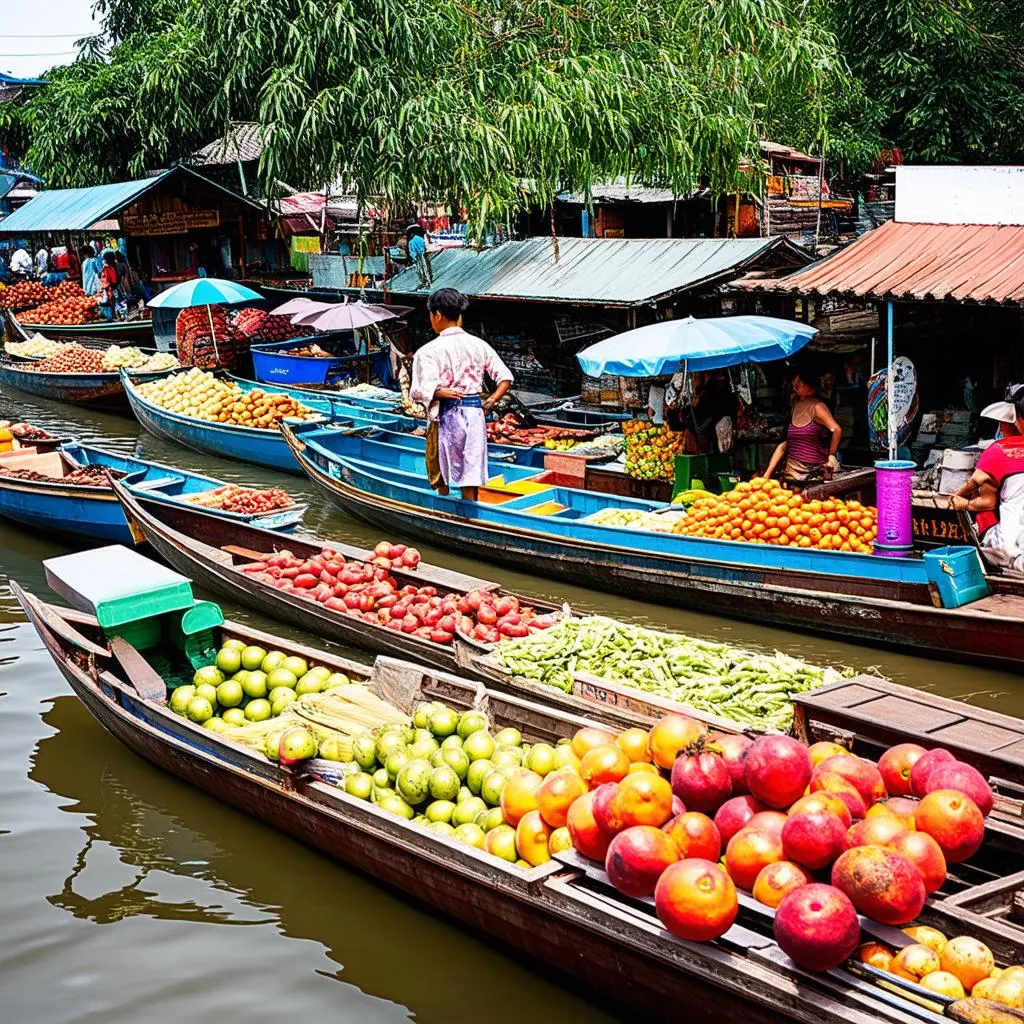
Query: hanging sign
121 208 221 236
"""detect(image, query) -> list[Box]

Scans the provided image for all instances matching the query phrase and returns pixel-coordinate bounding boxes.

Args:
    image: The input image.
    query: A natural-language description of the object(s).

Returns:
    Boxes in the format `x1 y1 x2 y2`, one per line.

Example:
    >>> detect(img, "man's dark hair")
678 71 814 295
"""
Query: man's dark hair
426 287 470 321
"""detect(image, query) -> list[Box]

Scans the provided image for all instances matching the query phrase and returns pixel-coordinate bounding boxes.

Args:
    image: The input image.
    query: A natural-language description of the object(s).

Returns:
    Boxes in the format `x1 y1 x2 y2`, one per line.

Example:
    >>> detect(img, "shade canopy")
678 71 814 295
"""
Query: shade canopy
290 299 412 332
269 298 334 317
576 315 818 378
148 278 263 309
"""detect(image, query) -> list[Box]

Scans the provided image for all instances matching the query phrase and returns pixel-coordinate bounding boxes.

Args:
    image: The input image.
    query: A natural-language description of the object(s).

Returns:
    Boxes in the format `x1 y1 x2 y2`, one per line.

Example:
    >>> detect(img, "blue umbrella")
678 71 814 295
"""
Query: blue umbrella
147 278 262 309
576 315 818 378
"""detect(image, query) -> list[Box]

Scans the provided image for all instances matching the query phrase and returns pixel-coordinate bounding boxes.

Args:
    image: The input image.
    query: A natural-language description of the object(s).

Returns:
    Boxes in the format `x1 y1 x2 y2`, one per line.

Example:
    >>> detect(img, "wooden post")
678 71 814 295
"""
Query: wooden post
814 153 826 250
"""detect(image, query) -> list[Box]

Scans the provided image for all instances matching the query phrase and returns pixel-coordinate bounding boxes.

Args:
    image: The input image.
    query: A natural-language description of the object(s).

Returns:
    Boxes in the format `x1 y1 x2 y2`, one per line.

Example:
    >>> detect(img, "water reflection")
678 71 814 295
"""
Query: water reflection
28 695 623 1024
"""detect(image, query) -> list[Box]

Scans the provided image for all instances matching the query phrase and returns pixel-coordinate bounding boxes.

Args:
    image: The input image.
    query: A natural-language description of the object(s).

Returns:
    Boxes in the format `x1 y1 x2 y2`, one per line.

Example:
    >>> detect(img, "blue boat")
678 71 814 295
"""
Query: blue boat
0 359 176 411
0 442 306 543
278 419 1024 669
121 370 415 472
251 335 390 386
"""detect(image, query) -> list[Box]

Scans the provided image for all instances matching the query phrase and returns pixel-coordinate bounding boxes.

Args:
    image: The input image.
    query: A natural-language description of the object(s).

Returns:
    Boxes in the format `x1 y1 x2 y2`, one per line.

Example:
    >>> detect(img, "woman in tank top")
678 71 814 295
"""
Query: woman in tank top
765 369 842 486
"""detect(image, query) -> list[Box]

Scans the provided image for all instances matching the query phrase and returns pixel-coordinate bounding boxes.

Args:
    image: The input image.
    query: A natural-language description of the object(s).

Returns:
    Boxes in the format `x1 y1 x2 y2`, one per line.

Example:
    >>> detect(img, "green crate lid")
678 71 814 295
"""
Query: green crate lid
43 546 195 629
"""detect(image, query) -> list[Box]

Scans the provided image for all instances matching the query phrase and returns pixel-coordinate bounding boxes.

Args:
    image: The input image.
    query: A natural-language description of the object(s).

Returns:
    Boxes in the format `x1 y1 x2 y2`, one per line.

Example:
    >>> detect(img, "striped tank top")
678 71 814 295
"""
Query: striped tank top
786 419 831 466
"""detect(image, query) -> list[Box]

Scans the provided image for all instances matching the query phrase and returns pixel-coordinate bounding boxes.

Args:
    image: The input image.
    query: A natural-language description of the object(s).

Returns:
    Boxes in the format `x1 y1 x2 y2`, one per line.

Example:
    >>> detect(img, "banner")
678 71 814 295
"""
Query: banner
122 208 220 236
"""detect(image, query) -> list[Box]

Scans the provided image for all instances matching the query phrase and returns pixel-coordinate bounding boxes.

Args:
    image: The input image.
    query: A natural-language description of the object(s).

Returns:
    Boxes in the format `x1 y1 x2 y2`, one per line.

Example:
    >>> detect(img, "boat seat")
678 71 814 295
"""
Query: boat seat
131 475 184 492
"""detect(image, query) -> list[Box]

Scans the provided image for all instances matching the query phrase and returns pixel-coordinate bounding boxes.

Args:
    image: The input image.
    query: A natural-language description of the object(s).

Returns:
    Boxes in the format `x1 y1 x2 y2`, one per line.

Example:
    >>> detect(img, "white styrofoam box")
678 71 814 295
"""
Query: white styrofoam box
941 449 978 471
939 468 972 495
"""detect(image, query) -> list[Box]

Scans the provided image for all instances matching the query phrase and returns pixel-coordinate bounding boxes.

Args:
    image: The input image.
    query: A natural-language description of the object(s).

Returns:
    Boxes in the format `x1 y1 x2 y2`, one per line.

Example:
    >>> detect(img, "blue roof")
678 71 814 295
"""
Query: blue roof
0 73 46 87
0 166 264 234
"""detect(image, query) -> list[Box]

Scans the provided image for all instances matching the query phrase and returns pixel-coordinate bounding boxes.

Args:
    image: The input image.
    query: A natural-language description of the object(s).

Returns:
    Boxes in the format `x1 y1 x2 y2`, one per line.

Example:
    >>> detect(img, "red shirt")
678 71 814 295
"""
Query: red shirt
975 436 1024 534
100 265 118 298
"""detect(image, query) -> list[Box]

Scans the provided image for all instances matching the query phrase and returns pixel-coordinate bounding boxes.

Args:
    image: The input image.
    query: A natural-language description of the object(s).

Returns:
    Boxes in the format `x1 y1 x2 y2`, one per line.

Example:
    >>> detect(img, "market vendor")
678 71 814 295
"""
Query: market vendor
410 287 513 501
949 385 1024 566
764 369 842 485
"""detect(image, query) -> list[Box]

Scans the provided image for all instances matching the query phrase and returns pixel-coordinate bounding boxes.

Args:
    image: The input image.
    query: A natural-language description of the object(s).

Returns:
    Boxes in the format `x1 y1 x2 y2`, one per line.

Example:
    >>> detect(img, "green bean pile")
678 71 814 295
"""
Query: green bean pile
491 616 845 732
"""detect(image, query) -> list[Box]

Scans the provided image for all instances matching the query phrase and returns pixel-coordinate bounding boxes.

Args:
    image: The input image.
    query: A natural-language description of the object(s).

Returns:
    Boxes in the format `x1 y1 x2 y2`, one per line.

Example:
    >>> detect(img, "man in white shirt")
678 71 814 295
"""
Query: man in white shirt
35 246 49 276
10 247 32 277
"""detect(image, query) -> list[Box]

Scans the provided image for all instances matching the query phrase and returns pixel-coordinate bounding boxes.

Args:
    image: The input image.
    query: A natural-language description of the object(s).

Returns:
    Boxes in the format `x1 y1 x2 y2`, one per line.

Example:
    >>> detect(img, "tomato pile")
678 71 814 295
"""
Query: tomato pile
29 343 107 373
238 541 559 646
19 282 100 325
233 308 306 341
0 281 47 310
487 414 598 448
673 477 878 553
187 484 295 514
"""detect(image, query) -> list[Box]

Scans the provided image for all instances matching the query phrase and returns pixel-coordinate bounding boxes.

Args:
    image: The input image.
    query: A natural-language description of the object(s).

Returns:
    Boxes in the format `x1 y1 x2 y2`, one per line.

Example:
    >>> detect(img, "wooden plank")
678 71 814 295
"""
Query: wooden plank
221 543 268 561
802 682 887 710
847 695 965 733
108 637 169 703
930 719 1024 752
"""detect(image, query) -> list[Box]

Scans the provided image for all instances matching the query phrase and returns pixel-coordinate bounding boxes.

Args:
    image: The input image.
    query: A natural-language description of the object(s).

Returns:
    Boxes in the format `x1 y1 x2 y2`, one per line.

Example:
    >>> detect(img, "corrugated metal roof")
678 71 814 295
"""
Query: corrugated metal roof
748 220 1024 305
0 166 264 235
190 123 266 166
386 236 799 306
556 182 683 204
0 172 173 233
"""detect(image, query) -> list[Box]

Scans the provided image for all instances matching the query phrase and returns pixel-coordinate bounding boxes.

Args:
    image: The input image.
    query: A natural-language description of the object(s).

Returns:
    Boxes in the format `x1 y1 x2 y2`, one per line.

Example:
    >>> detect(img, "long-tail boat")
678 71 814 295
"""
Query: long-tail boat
18 582 1024 1024
277 420 1024 671
0 442 304 543
0 359 176 411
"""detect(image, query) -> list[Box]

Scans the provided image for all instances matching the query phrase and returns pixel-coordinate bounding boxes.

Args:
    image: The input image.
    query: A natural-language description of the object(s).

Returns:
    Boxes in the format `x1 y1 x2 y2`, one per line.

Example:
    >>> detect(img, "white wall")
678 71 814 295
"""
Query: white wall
896 165 1024 225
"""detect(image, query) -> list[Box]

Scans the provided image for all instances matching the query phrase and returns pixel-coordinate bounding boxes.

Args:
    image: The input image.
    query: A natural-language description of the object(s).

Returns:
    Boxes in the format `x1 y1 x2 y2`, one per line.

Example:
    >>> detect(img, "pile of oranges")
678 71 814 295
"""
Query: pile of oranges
672 477 878 553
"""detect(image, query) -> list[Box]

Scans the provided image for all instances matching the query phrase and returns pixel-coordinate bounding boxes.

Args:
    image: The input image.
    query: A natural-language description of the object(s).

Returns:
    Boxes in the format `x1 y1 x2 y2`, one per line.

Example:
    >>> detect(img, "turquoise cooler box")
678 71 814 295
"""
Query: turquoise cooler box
922 546 990 608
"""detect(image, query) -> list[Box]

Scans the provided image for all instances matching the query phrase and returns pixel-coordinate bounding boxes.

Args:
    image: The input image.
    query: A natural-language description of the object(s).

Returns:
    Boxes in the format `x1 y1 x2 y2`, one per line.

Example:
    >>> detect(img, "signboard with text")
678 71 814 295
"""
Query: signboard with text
121 208 220 236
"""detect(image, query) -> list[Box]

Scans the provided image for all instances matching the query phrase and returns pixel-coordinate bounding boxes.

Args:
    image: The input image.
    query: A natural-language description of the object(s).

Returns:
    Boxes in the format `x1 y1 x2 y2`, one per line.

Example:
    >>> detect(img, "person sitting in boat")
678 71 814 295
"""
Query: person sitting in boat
410 287 513 502
950 384 1024 569
764 369 842 486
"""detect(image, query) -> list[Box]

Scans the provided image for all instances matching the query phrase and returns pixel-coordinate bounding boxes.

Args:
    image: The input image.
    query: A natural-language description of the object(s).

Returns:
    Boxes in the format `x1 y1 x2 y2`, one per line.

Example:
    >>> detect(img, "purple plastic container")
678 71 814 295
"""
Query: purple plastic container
874 459 915 556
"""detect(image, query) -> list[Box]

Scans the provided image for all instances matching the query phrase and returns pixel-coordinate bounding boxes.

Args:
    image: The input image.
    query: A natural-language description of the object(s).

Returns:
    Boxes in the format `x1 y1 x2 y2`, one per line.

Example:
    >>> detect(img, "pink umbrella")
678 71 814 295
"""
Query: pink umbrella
289 299 411 331
269 298 334 317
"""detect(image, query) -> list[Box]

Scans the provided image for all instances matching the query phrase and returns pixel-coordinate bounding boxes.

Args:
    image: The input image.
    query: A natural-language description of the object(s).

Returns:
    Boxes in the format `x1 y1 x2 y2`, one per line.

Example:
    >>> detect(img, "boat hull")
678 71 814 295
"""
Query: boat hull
10 313 154 342
0 362 174 410
285 434 1024 670
0 477 133 542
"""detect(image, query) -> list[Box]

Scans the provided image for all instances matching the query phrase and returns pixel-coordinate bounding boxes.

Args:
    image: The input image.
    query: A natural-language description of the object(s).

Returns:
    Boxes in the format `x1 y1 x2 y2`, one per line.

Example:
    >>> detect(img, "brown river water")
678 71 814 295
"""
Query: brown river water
1 384 1021 1024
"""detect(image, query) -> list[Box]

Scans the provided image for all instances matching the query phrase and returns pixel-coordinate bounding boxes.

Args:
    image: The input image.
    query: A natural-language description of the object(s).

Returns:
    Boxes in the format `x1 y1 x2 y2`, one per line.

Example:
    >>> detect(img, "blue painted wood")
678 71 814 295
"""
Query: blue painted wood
0 441 304 542
287 423 935 586
0 361 175 408
250 336 383 386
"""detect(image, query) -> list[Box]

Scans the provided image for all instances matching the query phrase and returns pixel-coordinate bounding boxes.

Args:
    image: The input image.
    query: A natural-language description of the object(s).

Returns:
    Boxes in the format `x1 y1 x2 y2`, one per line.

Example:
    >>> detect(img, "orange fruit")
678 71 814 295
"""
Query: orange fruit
751 860 812 909
627 761 659 775
972 977 1000 999
499 769 543 828
892 944 941 982
516 809 552 867
807 741 850 766
579 744 630 788
991 977 1024 1009
857 942 895 972
919 972 965 999
647 714 706 770
570 726 617 760
537 770 588 829
903 926 947 955
548 826 572 855
939 936 995 990
614 771 674 828
616 727 653 763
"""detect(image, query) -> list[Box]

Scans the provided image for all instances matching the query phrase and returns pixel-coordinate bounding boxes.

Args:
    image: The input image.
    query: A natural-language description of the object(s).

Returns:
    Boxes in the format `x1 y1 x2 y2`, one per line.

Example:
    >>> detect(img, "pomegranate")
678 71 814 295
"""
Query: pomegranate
670 747 733 815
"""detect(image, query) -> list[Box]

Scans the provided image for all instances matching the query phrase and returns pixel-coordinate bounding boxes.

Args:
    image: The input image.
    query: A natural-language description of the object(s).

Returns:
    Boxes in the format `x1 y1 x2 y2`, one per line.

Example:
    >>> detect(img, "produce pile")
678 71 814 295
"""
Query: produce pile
671 487 715 507
857 925 1024 1003
584 507 682 532
187 484 295 514
7 422 52 441
136 369 317 427
673 477 878 553
19 282 100 325
623 420 689 481
233 308 307 341
542 434 624 456
99 345 179 372
487 414 599 447
0 464 124 485
341 383 398 401
30 344 108 373
238 542 560 645
175 305 246 369
5 334 63 359
490 616 837 731
0 280 46 310
564 712 997 977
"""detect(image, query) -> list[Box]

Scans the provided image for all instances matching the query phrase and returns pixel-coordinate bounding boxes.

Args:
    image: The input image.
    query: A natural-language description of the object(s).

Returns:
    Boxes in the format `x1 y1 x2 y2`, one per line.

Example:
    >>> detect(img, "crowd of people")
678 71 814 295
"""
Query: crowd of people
0 240 140 319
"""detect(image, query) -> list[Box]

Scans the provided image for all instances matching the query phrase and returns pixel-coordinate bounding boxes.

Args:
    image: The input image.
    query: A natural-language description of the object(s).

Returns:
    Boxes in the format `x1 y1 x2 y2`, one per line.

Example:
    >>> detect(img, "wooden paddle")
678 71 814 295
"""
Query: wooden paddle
108 636 168 703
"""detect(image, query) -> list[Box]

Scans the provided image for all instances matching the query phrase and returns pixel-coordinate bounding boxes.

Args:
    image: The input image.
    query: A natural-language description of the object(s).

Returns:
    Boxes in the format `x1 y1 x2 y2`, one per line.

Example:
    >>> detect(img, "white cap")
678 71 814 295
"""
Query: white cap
981 401 1017 423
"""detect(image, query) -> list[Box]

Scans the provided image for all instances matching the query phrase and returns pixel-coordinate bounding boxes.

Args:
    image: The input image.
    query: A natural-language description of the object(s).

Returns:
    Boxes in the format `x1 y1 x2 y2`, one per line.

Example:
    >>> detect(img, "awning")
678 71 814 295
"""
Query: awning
0 166 264 235
385 235 810 307
748 219 1024 306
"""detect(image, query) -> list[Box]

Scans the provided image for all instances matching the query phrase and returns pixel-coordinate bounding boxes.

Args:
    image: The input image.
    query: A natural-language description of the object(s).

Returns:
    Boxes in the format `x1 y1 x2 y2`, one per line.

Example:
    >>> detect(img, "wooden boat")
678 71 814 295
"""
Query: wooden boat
0 442 305 544
0 359 176 411
120 370 412 472
278 421 1024 671
21 585 1020 1024
250 335 389 386
111 475 560 678
9 309 154 342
